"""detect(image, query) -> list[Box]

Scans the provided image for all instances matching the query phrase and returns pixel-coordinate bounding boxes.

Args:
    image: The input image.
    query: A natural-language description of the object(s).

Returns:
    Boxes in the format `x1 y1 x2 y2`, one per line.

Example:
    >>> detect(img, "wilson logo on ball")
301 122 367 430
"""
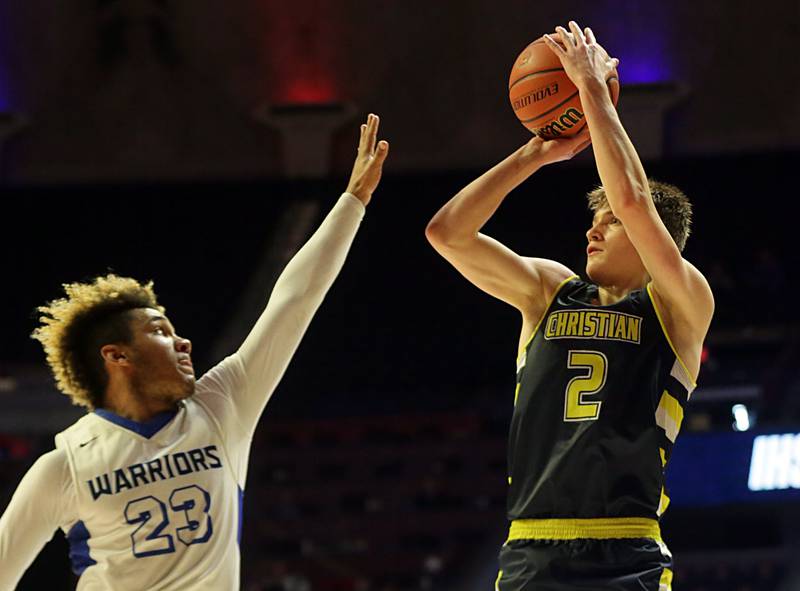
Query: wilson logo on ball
530 107 585 139
509 37 619 139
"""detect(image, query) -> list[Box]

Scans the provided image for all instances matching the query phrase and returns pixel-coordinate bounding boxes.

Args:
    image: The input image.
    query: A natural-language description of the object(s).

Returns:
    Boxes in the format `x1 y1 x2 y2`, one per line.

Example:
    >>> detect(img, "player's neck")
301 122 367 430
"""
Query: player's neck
594 275 649 306
102 383 178 423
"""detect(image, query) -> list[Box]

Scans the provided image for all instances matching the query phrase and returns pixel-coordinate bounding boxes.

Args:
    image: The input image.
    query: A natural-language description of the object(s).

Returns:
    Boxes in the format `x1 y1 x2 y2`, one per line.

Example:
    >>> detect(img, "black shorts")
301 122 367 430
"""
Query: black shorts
496 537 673 591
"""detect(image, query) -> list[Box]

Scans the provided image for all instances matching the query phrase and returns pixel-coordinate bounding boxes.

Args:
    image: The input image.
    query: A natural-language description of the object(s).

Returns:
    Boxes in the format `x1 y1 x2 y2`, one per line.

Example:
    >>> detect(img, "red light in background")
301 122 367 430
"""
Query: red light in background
0 434 32 460
701 345 710 364
279 78 338 105
258 3 343 106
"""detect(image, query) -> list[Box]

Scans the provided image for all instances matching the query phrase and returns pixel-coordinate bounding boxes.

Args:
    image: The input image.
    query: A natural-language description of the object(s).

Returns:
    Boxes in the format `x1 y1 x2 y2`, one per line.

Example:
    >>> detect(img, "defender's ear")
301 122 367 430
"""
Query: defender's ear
100 344 130 367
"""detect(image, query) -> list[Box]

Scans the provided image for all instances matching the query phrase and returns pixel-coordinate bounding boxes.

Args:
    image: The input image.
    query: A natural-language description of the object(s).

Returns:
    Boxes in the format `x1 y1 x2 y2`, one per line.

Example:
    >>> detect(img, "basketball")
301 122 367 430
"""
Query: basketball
509 36 620 139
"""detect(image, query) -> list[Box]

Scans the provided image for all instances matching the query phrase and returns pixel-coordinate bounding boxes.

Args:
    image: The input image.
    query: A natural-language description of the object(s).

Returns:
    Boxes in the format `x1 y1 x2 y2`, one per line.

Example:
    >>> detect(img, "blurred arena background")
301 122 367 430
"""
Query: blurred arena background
1 1 799 589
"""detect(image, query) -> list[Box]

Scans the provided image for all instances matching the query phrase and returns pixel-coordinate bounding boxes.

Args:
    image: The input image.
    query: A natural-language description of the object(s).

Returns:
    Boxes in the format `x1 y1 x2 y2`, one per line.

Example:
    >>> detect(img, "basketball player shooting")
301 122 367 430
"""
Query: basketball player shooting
426 22 714 590
0 115 389 590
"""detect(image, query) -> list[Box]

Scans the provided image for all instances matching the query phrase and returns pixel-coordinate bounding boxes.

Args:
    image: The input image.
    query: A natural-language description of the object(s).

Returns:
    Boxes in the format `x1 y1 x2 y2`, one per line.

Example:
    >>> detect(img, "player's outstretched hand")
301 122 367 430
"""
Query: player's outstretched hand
543 21 619 92
523 127 592 165
346 113 389 206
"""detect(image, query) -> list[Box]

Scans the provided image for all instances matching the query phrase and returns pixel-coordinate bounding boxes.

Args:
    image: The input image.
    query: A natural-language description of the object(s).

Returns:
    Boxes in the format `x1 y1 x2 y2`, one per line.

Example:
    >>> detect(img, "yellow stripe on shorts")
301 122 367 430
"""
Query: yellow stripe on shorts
508 517 662 542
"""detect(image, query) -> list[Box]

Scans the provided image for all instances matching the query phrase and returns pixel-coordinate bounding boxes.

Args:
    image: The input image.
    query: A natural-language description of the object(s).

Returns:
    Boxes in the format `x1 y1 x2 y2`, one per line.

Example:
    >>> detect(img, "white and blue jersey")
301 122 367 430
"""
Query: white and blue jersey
0 194 365 590
56 356 250 590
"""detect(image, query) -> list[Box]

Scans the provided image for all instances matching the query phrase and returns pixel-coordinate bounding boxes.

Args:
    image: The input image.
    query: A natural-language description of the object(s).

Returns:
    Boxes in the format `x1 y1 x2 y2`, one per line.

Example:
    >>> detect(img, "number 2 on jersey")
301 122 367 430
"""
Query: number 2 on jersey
564 350 608 422
125 485 213 558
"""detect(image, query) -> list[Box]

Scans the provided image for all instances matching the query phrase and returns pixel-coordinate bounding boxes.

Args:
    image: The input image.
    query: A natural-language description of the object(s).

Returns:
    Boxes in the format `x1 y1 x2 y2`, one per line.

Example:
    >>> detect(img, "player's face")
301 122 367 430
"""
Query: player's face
585 206 645 286
126 308 195 405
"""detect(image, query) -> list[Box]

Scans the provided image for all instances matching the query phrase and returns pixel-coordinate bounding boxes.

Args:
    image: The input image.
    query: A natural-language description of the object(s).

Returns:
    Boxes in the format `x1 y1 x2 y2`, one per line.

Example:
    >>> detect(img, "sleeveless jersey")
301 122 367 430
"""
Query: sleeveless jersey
507 276 696 521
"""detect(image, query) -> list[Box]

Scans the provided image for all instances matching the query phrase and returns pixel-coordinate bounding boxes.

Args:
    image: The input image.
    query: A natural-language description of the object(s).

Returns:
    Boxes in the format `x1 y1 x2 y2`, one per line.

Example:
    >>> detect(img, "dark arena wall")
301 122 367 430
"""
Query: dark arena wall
0 1 798 590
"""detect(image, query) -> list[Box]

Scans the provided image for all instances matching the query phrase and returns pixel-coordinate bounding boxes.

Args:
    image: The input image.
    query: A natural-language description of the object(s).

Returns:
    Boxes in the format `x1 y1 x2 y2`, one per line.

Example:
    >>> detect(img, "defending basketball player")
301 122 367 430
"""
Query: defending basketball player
0 115 389 590
426 22 713 591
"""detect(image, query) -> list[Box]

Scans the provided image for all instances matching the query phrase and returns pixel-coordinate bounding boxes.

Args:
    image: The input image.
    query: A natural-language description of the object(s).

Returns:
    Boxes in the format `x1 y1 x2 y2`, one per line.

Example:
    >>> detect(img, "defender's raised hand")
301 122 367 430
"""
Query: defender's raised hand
346 113 389 206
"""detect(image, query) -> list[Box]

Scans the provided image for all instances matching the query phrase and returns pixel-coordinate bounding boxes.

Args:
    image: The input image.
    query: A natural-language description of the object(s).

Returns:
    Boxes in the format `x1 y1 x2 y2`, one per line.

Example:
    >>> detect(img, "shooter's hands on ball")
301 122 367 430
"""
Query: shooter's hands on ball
346 113 390 206
523 129 592 165
543 21 619 91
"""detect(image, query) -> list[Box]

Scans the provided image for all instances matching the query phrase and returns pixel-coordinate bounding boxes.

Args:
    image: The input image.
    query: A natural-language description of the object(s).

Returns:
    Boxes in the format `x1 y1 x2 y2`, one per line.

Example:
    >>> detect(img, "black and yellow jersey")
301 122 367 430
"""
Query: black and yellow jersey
507 275 697 521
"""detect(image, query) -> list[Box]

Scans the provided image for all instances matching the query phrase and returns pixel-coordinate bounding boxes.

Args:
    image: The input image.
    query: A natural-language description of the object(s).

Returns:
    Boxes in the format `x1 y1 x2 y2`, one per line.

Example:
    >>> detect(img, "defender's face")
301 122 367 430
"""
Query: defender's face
126 308 195 404
585 206 645 286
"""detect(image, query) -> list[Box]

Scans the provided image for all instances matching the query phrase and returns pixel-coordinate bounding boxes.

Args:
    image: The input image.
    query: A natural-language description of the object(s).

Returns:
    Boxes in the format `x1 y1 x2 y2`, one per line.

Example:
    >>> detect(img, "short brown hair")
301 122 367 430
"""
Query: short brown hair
587 179 693 251
31 274 164 410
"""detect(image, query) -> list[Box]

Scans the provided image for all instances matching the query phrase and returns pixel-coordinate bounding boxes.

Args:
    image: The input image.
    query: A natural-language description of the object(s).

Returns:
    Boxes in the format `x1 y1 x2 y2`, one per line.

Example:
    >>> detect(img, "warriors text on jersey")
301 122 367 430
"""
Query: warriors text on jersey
507 276 696 521
0 194 366 591
56 359 252 590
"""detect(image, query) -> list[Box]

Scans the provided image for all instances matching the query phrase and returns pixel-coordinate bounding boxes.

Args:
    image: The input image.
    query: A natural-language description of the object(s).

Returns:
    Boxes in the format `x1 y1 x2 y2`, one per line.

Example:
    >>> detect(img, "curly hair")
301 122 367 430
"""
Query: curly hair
587 179 693 251
31 274 165 410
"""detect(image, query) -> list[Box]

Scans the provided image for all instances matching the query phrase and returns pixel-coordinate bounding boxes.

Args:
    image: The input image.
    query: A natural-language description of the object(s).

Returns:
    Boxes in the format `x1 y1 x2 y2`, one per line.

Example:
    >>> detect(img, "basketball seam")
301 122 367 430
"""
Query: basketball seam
508 68 565 91
519 90 581 124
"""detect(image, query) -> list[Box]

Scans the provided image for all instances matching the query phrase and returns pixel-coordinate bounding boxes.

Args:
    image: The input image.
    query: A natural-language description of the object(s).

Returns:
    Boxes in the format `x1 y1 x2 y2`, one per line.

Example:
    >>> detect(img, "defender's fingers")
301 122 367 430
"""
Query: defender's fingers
366 114 379 154
377 140 389 159
371 140 389 168
358 124 367 153
584 27 597 45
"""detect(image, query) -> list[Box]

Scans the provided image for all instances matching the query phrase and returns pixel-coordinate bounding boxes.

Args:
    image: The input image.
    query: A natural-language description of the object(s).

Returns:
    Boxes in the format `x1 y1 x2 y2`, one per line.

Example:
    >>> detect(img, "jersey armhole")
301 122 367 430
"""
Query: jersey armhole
190 396 245 487
645 282 698 389
517 274 579 363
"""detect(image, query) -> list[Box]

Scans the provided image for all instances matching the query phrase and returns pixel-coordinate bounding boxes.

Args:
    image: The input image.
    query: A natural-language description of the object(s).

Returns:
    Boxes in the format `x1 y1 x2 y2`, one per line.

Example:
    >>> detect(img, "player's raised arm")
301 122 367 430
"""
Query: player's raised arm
219 114 389 435
425 135 587 315
544 22 713 339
